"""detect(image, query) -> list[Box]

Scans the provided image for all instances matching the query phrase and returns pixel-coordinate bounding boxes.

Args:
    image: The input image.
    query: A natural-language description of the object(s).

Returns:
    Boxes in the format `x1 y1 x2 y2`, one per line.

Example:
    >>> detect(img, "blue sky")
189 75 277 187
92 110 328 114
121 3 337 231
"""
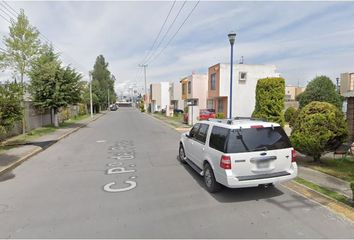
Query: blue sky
1 1 354 95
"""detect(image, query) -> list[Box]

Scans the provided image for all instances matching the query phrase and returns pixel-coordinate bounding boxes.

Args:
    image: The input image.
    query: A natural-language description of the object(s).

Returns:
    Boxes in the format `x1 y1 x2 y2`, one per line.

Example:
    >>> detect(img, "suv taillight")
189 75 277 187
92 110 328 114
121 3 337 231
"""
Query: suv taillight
291 149 296 162
220 155 231 169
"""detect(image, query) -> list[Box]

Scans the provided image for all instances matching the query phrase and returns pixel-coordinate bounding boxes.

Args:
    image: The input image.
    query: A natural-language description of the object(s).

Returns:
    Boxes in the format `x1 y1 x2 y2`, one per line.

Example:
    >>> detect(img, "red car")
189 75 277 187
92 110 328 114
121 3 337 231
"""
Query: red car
198 109 216 120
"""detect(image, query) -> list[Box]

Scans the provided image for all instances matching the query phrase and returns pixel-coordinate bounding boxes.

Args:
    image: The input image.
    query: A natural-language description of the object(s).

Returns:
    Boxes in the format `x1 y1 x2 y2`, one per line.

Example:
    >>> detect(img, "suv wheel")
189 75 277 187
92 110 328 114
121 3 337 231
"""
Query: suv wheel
179 145 186 164
203 163 221 193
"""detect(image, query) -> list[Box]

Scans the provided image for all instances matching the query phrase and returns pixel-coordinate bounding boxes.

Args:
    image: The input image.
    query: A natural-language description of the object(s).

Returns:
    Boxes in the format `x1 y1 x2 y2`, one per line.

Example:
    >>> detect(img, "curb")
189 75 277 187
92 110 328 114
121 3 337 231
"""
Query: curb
144 113 191 132
282 181 354 223
0 112 107 175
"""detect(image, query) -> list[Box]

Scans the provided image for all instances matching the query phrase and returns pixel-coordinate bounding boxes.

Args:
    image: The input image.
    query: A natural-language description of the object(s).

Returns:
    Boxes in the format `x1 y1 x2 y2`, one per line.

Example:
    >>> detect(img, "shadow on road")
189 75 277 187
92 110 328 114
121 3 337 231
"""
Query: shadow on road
178 156 285 203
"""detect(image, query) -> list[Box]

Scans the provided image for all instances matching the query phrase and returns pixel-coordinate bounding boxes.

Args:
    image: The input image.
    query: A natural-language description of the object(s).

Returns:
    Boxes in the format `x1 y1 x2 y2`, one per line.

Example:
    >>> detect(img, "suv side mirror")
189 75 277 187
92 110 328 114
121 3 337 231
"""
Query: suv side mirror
186 133 191 138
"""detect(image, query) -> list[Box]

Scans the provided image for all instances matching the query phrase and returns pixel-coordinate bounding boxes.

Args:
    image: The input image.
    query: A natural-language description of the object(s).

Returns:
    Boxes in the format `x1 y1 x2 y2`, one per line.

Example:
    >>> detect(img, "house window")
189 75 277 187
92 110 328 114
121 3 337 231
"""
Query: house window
207 99 214 110
188 81 191 94
210 73 216 90
239 72 247 82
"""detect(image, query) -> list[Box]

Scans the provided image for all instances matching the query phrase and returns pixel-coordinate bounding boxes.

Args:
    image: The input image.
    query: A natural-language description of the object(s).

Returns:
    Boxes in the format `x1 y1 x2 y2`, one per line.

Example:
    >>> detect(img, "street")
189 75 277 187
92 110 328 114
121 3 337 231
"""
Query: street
0 108 353 238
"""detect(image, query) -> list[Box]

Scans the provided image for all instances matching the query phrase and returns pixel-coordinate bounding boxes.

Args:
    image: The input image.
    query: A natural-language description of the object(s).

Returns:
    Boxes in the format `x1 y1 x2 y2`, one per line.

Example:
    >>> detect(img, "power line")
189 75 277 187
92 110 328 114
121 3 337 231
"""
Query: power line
1 1 88 72
144 1 187 64
0 4 14 20
140 0 176 64
0 1 16 18
2 0 18 16
0 10 10 23
147 1 200 65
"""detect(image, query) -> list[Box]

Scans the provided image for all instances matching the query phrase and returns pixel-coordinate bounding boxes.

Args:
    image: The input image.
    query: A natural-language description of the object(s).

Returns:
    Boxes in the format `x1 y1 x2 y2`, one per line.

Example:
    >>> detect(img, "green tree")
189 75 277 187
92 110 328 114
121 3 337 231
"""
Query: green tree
298 76 342 109
0 82 23 138
0 9 41 134
29 46 82 127
0 9 41 85
91 55 116 110
252 77 285 127
290 101 348 162
284 106 297 123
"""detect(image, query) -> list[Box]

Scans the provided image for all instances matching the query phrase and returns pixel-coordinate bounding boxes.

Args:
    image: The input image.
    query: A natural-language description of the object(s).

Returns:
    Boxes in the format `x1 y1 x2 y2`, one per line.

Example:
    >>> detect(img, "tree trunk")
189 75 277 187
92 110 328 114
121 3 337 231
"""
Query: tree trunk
313 154 321 163
53 108 59 127
21 72 26 135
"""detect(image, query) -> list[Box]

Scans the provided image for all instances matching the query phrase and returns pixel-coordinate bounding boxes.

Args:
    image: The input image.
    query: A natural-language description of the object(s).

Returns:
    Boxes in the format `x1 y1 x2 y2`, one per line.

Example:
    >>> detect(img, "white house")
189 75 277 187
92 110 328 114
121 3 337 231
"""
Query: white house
150 82 170 112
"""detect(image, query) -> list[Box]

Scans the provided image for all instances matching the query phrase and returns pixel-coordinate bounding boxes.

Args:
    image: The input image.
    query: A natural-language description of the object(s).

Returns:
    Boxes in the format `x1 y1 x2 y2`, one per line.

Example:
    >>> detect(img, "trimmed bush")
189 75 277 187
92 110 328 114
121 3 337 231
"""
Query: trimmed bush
216 112 225 119
298 75 342 109
252 77 285 127
290 101 348 162
284 107 297 123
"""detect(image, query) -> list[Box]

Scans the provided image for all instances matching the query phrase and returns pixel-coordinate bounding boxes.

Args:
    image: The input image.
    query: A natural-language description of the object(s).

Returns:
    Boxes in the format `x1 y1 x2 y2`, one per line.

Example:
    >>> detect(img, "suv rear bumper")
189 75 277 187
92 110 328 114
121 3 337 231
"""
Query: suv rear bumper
216 163 297 188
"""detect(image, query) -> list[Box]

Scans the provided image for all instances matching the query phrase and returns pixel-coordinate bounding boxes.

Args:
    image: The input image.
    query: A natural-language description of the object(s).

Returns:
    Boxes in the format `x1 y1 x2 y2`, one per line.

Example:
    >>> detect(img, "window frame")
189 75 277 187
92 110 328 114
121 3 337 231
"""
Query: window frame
195 123 209 144
210 73 216 90
239 72 247 82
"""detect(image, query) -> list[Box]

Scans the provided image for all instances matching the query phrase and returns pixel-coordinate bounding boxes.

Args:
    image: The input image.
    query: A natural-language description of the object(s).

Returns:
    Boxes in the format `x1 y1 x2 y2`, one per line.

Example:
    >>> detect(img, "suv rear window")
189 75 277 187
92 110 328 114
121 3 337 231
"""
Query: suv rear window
209 126 229 152
226 126 291 153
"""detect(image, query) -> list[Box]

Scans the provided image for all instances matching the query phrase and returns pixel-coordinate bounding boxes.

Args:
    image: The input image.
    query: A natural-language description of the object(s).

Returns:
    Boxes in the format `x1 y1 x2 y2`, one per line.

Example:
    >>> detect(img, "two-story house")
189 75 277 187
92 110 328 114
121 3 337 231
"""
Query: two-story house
180 73 208 109
207 63 280 118
150 82 170 112
169 82 184 110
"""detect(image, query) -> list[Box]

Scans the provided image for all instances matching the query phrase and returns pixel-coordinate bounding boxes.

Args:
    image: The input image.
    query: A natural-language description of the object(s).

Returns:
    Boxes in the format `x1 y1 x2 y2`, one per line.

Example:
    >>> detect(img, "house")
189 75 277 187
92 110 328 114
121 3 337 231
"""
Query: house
169 82 184 110
207 63 280 118
340 72 354 94
180 73 208 109
285 85 305 101
150 82 170 112
340 72 354 141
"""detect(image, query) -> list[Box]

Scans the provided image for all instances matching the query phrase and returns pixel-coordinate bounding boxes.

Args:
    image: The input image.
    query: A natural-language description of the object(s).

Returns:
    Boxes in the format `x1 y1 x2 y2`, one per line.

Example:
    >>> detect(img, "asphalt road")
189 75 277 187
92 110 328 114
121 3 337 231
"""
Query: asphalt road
0 108 353 238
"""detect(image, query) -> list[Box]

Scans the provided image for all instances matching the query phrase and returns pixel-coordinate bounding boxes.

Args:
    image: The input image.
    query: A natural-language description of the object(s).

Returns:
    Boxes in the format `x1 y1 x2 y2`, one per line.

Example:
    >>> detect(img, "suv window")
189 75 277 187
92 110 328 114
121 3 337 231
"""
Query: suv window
226 126 291 153
209 126 229 152
189 123 200 138
195 124 209 144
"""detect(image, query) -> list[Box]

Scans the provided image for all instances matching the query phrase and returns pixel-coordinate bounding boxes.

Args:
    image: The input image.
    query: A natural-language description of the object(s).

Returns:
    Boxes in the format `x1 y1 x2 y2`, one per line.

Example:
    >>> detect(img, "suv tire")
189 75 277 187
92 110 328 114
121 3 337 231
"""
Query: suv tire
203 163 221 193
179 145 187 164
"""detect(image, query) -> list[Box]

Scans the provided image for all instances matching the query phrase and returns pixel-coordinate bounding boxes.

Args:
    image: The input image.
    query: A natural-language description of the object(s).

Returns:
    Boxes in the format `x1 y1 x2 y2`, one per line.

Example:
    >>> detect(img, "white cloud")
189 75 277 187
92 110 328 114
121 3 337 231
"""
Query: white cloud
0 1 353 94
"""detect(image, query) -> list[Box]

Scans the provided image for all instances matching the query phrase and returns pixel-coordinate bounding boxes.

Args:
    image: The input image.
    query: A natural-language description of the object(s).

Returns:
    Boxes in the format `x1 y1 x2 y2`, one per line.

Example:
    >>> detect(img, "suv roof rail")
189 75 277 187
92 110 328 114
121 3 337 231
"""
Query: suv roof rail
208 118 223 123
233 117 268 122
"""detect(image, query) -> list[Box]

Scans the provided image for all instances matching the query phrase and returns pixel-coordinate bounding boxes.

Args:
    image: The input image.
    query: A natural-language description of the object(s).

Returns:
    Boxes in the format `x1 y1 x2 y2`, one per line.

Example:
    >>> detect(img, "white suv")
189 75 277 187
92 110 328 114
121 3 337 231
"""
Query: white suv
179 118 297 192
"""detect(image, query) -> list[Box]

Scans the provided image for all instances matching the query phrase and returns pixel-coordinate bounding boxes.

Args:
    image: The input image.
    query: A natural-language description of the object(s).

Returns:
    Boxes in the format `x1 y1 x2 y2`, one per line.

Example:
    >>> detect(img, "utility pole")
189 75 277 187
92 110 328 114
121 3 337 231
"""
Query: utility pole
139 64 148 109
107 88 110 110
89 73 93 118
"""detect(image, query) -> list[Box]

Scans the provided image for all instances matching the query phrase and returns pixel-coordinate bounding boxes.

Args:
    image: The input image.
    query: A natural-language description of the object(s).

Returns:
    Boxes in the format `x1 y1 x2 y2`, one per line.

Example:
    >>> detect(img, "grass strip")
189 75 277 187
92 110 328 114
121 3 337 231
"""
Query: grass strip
295 177 353 207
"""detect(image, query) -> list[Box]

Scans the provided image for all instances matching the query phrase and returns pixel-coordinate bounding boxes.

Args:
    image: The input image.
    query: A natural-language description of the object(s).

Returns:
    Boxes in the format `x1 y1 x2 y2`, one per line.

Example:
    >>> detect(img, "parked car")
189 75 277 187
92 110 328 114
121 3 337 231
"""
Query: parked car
110 104 118 111
198 109 216 120
174 109 184 114
178 118 297 192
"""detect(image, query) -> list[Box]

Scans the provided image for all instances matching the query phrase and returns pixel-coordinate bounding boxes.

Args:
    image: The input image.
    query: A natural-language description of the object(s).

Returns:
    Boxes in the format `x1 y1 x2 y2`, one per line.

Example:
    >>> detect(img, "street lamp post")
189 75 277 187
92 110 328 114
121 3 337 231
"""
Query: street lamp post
228 31 236 119
89 73 93 118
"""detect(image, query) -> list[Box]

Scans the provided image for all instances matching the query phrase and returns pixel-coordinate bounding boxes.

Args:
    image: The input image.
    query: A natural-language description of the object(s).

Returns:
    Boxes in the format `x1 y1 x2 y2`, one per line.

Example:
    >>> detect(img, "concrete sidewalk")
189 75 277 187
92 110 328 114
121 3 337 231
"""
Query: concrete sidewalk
0 112 106 175
298 166 352 198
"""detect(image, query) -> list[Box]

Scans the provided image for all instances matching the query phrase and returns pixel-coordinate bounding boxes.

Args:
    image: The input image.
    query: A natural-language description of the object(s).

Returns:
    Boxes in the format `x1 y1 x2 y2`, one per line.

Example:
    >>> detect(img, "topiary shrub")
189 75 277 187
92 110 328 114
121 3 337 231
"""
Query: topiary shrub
289 109 299 128
252 77 285 127
216 112 225 119
290 101 348 162
298 75 342 109
284 107 297 123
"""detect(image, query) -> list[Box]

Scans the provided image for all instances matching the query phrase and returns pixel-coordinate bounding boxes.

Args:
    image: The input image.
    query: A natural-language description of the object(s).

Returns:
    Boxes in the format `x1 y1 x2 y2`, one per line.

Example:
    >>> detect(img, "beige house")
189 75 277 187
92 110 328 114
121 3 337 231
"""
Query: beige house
169 82 184 110
285 86 305 101
180 73 208 109
340 72 354 94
